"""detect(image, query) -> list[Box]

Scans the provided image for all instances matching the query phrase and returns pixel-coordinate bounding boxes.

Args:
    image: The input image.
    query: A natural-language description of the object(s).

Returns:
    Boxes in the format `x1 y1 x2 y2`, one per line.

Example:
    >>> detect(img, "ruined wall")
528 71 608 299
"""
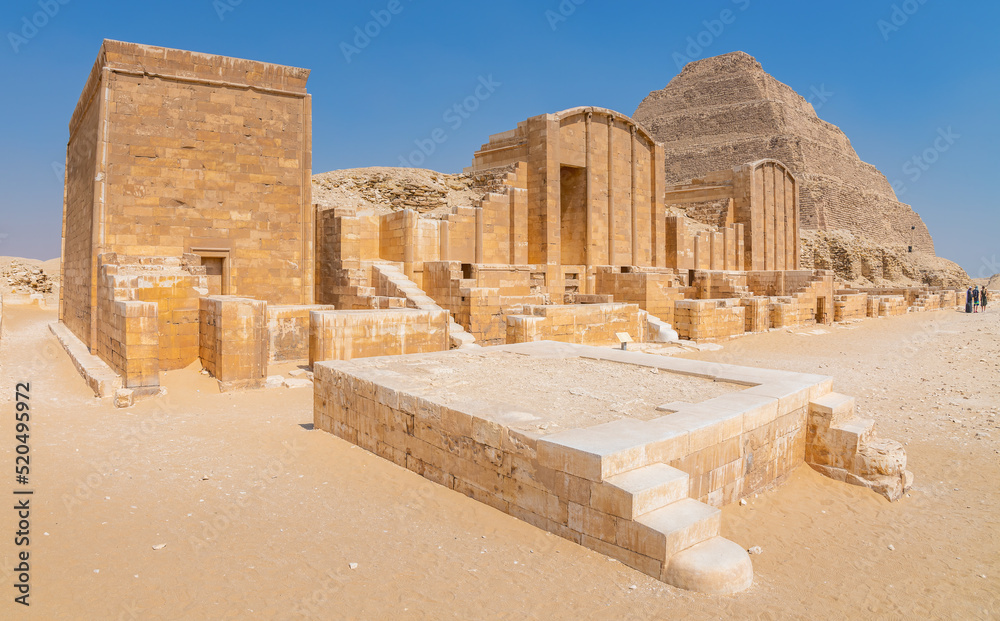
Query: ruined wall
308 309 450 365
594 268 684 324
268 305 337 362
95 254 206 372
665 160 797 271
199 296 269 391
506 303 647 346
834 293 868 322
673 300 746 341
94 277 159 389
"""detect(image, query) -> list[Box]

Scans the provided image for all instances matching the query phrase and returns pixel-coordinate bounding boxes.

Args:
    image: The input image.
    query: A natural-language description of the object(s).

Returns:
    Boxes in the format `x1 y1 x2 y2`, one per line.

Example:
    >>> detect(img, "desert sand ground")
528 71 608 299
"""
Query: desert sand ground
0 303 997 620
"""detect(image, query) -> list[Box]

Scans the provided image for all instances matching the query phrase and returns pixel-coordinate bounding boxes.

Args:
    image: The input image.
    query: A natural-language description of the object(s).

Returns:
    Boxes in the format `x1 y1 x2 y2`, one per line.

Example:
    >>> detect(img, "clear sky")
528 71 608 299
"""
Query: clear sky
0 0 996 276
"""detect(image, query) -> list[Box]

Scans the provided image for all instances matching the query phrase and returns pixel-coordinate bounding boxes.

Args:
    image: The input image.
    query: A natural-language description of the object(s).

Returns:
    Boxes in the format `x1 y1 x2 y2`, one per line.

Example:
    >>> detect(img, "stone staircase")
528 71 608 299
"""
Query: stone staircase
806 392 912 501
588 461 752 593
646 314 679 343
370 262 478 349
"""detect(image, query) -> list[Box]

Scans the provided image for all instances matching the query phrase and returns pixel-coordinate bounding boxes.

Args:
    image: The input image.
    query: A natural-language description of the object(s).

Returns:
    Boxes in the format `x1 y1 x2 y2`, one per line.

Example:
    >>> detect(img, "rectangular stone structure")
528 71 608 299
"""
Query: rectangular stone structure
200 296 269 391
505 303 647 346
60 39 313 355
313 342 863 589
308 309 451 366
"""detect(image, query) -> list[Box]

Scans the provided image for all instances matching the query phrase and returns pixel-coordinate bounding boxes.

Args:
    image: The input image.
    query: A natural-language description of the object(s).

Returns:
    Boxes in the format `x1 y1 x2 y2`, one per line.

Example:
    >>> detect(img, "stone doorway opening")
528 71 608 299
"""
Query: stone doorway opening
560 165 587 266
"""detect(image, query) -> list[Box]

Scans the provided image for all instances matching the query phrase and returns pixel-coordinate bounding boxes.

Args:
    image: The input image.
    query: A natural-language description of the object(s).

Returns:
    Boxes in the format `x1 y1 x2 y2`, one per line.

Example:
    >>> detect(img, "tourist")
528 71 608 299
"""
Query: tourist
973 286 980 313
966 287 974 313
982 287 989 312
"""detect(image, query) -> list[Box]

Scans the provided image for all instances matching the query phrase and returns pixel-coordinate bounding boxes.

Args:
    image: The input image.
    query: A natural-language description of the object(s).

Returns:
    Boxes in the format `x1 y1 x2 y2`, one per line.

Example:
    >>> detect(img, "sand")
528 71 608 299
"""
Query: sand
0 304 997 620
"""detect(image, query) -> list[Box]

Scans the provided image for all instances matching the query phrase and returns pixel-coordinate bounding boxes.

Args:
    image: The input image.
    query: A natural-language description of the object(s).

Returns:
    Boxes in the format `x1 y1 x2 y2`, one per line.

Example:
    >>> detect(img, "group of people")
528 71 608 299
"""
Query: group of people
966 285 989 313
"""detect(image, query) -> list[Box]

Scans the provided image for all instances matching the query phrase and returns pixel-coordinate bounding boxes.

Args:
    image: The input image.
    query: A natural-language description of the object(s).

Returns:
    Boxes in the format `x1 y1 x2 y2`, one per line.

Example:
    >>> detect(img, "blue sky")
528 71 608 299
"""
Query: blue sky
0 0 996 276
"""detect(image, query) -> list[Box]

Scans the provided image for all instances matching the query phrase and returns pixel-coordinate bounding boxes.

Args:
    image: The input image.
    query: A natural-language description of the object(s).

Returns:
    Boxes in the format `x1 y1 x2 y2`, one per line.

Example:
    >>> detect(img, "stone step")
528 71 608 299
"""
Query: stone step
591 463 689 520
809 392 855 427
830 417 875 452
631 497 721 561
647 314 679 343
662 536 754 594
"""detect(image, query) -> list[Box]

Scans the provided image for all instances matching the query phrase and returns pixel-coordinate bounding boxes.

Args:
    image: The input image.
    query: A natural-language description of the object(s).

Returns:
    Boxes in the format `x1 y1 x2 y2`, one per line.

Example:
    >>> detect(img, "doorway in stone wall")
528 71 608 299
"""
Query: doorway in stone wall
816 296 827 324
193 249 230 296
560 165 587 266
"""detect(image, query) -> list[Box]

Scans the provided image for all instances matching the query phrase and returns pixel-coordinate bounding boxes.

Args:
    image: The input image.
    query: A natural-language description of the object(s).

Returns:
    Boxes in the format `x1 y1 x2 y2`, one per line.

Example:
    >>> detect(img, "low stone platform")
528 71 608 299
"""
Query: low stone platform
313 341 911 593
50 321 122 398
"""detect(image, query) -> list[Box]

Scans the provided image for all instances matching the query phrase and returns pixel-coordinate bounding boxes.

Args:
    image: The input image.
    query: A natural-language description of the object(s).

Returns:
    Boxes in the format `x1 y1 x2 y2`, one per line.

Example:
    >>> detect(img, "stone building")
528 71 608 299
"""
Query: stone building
61 39 315 366
663 159 800 271
59 40 318 392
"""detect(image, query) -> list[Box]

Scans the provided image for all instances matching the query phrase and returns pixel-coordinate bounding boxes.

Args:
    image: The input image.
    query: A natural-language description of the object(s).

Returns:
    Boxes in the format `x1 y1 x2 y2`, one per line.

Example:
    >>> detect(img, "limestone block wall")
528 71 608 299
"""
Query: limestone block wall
938 290 958 309
61 62 102 348
199 296 269 391
594 268 685 324
94 280 159 389
268 305 337 362
769 299 800 328
833 293 868 322
673 300 746 341
913 291 941 312
308 309 450 366
96 254 206 371
505 303 647 346
868 295 907 318
61 40 314 353
315 209 380 309
665 217 695 270
690 270 748 299
742 297 770 333
423 262 543 346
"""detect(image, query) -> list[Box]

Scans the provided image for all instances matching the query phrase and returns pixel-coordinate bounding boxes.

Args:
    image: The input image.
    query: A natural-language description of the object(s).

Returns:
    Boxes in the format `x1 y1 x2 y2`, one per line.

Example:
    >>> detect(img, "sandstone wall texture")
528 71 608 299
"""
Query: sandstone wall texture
634 51 967 286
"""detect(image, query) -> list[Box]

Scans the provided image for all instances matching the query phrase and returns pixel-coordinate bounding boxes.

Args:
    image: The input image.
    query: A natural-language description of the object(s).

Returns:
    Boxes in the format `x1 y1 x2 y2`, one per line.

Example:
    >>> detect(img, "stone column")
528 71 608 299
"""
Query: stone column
584 111 593 268
630 125 639 266
439 220 450 262
607 115 615 266
475 206 484 264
